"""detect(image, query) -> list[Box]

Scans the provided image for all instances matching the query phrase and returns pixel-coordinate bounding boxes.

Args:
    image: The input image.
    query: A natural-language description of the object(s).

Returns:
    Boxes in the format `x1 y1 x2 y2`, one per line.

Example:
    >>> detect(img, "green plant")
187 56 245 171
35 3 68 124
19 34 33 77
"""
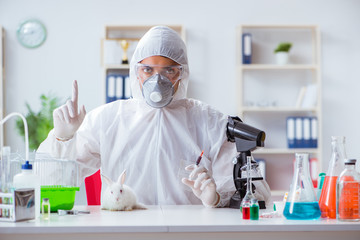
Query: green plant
16 94 61 150
274 42 292 53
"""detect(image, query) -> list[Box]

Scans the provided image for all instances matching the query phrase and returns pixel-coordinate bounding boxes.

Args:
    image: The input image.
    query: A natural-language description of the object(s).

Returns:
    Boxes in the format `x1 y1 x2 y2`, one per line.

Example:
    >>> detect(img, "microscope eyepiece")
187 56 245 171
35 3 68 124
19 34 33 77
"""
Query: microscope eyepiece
226 116 265 149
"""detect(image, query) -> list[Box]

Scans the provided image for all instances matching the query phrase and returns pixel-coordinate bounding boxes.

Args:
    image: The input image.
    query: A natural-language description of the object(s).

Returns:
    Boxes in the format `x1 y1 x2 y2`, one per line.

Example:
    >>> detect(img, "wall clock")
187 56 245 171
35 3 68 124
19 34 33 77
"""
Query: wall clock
17 19 47 48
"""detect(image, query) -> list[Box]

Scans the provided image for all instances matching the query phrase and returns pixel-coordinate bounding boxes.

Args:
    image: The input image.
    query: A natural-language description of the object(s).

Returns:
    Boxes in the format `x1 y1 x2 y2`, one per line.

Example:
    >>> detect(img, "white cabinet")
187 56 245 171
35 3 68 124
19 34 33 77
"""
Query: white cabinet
236 25 322 199
100 25 185 104
0 26 4 147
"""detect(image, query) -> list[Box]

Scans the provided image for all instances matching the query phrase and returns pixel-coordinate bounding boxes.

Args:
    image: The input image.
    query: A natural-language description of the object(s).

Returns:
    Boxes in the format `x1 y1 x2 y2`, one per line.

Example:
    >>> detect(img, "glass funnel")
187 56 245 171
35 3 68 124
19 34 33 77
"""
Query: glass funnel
283 153 321 220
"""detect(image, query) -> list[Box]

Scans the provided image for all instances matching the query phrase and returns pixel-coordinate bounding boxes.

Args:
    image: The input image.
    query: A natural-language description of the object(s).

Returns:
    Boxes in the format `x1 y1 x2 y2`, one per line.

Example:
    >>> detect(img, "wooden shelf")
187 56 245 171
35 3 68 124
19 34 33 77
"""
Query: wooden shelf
104 64 130 70
240 64 318 70
105 25 184 40
241 107 318 112
241 24 318 30
253 148 319 155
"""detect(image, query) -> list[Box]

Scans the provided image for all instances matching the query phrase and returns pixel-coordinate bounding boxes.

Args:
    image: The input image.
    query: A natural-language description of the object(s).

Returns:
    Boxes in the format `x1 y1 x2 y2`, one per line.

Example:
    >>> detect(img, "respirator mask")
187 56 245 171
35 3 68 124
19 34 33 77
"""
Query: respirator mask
136 63 183 108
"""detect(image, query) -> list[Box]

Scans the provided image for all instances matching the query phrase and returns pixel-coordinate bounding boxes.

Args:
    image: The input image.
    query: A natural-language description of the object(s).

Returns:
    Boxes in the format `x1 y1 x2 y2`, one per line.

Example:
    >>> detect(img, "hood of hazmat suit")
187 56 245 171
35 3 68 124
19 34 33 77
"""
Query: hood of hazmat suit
38 26 270 207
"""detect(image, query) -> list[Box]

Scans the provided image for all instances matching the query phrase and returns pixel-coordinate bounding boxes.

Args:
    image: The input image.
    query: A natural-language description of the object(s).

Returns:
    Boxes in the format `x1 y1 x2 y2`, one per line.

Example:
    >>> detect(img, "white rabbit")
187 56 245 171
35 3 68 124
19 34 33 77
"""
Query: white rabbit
101 170 147 211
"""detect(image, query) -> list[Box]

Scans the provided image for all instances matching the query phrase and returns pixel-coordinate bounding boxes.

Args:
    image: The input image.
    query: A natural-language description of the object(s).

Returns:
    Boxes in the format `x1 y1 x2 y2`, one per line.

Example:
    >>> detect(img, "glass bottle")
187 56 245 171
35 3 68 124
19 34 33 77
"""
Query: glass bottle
319 136 347 219
250 198 259 220
42 198 50 220
283 153 321 220
336 159 360 221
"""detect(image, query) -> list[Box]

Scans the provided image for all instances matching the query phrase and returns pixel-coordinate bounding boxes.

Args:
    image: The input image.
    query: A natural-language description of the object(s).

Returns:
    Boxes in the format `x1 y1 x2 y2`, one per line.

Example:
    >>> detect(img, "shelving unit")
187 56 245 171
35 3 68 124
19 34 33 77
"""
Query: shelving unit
100 25 185 104
0 26 5 147
236 25 322 199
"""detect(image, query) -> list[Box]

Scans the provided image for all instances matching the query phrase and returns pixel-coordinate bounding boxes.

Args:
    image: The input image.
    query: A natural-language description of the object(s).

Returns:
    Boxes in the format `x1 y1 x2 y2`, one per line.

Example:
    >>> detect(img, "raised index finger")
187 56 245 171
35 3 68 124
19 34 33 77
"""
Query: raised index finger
72 80 79 113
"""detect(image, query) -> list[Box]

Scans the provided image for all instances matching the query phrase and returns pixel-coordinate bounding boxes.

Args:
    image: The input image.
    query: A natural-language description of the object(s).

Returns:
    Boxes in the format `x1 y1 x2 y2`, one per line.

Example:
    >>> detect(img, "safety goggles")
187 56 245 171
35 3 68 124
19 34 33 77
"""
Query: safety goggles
135 63 183 83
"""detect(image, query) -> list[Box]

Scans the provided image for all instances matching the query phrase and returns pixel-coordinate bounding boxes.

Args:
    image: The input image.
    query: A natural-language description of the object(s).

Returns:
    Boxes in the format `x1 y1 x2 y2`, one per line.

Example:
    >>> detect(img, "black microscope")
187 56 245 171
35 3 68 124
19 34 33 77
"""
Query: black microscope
226 116 267 209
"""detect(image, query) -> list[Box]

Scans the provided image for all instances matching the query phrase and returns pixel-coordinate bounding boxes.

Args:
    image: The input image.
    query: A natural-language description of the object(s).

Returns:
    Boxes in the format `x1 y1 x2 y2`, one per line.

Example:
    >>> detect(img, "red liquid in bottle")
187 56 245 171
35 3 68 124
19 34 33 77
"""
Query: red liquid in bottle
319 176 338 219
338 176 360 220
242 207 250 220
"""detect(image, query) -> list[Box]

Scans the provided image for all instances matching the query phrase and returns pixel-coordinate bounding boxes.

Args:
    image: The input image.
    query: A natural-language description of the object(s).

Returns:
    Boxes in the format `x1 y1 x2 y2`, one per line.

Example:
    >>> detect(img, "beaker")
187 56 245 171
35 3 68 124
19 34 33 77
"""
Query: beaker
319 136 347 219
283 153 321 220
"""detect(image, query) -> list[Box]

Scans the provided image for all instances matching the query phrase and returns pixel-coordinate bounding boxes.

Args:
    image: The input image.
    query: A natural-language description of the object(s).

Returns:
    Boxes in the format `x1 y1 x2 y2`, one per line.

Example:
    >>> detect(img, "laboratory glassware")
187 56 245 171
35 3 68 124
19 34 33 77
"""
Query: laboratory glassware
241 156 257 220
336 159 360 221
42 198 50 220
316 173 326 200
283 153 321 220
319 136 347 219
250 198 259 220
1 147 11 193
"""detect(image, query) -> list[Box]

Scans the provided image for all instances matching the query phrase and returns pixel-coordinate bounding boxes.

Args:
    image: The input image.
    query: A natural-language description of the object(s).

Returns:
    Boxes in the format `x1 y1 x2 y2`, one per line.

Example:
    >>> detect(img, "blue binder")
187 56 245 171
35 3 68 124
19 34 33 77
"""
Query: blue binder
115 75 123 100
123 75 131 99
287 116 318 149
310 117 318 148
106 74 116 103
295 117 303 148
303 117 311 148
287 117 295 148
242 33 252 64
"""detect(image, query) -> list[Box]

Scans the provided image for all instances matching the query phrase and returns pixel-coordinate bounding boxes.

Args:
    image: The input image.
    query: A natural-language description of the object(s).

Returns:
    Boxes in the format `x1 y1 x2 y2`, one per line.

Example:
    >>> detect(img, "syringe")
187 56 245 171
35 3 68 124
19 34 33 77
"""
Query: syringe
196 150 204 166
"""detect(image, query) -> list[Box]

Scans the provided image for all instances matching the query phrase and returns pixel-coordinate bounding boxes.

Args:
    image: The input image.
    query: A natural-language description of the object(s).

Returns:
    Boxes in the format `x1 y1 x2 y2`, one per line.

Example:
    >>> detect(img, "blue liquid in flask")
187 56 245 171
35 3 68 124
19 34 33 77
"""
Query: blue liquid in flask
283 202 321 220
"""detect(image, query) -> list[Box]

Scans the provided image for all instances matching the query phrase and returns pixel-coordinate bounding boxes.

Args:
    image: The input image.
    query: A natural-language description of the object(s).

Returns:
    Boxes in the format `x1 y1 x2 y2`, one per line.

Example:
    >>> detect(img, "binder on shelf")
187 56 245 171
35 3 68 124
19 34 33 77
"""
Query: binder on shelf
106 74 132 102
124 75 131 99
106 74 116 103
242 33 252 64
295 117 303 148
115 75 123 100
286 116 318 149
303 117 311 148
310 117 318 148
286 117 295 148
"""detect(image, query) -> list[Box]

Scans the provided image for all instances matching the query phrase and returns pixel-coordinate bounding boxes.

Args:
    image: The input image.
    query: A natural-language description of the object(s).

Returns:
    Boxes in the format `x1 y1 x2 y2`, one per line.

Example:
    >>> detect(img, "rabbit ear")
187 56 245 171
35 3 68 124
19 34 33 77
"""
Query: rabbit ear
101 174 113 186
117 169 126 185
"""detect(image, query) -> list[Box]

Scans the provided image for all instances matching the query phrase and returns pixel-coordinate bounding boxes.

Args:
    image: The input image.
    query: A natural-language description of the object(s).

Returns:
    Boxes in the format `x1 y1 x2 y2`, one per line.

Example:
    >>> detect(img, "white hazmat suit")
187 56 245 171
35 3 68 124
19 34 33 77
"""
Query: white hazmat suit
38 26 270 207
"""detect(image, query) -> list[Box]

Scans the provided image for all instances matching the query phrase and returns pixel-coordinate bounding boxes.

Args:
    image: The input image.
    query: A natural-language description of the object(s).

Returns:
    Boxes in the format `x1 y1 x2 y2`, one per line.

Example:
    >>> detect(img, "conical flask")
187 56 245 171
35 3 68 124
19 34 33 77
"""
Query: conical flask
319 136 347 219
283 153 321 220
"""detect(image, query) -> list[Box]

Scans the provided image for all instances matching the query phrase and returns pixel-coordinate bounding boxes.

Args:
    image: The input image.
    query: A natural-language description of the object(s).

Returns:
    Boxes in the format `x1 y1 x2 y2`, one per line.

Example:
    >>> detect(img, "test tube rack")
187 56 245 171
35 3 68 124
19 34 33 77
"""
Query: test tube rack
0 191 15 222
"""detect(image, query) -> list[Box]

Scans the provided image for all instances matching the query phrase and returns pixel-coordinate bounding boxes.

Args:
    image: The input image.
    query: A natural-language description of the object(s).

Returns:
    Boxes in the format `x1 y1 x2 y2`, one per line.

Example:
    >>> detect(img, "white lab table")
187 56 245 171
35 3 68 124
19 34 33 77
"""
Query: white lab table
0 205 360 240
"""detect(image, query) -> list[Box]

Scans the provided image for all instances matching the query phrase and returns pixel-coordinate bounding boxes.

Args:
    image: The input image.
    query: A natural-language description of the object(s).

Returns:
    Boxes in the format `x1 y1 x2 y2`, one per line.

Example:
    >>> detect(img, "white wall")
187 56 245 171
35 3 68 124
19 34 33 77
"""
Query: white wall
1 0 360 204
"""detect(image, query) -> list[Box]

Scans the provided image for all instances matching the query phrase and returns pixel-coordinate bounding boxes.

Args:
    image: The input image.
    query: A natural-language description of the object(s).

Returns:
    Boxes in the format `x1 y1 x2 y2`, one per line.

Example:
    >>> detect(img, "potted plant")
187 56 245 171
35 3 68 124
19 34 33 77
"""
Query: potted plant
274 42 292 65
16 94 61 151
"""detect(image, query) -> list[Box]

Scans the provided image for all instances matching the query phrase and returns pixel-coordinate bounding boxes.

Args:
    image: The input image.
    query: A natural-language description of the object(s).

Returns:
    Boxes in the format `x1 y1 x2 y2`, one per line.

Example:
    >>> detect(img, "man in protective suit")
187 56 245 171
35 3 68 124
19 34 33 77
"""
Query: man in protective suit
38 26 271 208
